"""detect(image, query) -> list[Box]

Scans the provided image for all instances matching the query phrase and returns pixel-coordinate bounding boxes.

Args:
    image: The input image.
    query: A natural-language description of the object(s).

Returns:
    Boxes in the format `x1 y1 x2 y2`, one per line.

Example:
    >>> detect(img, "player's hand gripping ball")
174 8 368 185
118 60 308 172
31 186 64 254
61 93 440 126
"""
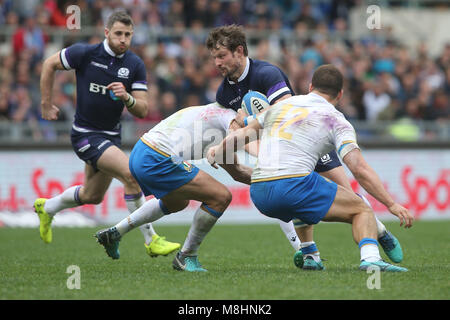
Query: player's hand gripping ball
241 91 270 116
109 90 121 101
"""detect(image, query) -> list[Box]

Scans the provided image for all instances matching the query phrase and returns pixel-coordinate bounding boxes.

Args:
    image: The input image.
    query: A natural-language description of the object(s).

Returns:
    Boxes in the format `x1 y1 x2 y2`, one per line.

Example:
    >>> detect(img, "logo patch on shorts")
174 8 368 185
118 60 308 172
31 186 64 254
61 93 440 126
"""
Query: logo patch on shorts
182 161 193 172
97 140 111 150
78 144 91 153
320 154 332 164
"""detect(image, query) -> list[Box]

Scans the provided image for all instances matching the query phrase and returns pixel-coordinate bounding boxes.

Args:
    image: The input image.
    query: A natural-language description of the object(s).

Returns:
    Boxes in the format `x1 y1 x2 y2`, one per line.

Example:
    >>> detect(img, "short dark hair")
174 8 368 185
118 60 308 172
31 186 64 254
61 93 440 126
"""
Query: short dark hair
106 10 134 29
311 64 343 98
206 24 248 56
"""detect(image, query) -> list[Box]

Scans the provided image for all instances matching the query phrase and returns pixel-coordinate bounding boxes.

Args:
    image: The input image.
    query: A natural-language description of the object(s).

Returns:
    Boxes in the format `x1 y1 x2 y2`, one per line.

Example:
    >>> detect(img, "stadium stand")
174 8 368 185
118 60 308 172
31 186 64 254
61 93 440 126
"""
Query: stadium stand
0 0 449 146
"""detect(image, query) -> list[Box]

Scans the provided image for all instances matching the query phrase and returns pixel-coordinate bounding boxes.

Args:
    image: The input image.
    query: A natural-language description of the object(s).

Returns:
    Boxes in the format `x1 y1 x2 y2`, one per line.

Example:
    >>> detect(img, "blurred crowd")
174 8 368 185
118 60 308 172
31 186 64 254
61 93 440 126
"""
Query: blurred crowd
0 0 449 140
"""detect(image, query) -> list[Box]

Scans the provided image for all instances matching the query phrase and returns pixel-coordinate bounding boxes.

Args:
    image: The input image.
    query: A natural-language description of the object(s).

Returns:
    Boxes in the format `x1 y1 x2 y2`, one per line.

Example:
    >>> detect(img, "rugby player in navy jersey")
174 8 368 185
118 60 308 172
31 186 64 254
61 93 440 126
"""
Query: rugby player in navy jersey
206 25 403 270
34 11 180 258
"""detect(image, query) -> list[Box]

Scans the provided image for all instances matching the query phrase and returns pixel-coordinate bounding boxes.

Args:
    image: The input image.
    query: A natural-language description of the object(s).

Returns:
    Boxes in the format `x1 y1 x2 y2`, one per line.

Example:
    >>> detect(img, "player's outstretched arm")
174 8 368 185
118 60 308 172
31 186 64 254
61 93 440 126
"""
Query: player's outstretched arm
342 148 414 228
40 51 66 120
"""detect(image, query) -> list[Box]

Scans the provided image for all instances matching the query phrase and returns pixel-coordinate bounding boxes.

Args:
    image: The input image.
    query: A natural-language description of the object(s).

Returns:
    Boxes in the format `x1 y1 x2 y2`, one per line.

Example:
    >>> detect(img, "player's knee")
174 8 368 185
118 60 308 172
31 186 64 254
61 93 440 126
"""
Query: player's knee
121 171 139 189
214 188 233 212
352 208 373 224
223 188 233 206
81 193 104 205
164 199 189 213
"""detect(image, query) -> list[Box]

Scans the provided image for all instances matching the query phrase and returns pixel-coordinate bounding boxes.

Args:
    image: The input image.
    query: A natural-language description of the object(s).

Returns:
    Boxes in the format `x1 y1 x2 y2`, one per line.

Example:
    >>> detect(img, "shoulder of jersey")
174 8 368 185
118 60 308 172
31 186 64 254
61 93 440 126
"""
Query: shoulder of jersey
126 50 143 61
74 42 102 59
251 59 276 70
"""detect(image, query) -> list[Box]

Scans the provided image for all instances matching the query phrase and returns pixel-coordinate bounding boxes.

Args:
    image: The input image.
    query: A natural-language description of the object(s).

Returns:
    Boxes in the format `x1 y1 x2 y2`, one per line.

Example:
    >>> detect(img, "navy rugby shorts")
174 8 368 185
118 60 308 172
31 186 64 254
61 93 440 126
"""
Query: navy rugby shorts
314 150 342 173
71 129 121 171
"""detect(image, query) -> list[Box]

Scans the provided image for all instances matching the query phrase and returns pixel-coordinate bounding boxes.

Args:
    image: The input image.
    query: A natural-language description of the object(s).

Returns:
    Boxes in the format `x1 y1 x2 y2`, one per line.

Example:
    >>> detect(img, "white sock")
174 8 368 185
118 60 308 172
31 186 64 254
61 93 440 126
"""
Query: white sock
43 185 83 217
360 244 382 262
116 198 165 237
181 205 219 256
278 220 301 251
359 194 387 237
359 238 382 262
125 192 157 244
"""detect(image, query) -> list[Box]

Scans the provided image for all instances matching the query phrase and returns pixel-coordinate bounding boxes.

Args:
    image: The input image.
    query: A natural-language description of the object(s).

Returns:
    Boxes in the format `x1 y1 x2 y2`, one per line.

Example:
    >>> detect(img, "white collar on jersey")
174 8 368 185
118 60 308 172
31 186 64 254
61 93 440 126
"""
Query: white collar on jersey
227 57 250 84
103 39 125 58
308 92 334 106
308 92 327 101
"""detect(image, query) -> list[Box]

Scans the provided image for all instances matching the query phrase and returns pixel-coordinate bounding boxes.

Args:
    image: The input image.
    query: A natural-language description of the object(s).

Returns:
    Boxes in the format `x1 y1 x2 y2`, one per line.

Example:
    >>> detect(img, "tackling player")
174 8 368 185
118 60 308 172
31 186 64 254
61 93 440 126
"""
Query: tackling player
207 64 414 272
34 11 180 257
206 25 403 270
95 102 252 272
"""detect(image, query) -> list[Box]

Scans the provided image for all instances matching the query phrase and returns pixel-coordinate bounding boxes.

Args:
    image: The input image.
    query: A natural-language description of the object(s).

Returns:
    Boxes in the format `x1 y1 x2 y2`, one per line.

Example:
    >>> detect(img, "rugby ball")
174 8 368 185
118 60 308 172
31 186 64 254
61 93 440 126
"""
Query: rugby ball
241 91 270 116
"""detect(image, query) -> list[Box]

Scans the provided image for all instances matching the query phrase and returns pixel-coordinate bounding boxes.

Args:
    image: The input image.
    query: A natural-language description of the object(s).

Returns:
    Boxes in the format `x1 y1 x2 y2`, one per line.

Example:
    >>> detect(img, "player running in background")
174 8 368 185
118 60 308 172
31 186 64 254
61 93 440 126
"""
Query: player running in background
207 64 414 272
95 102 252 272
206 25 403 270
34 10 180 257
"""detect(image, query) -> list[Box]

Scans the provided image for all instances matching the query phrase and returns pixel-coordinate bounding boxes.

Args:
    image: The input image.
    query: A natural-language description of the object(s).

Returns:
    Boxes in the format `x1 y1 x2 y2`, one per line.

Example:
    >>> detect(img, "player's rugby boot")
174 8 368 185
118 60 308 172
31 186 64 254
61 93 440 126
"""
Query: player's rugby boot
378 230 403 263
359 260 408 272
172 252 207 272
145 234 180 257
294 251 325 270
34 198 53 244
302 256 325 271
95 227 121 259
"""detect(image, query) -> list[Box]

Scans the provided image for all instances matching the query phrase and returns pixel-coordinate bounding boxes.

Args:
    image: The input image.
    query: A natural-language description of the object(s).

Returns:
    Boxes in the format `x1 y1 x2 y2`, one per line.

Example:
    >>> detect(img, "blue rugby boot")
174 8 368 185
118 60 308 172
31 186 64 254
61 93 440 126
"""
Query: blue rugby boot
359 260 408 272
172 252 207 272
378 230 403 263
302 256 325 271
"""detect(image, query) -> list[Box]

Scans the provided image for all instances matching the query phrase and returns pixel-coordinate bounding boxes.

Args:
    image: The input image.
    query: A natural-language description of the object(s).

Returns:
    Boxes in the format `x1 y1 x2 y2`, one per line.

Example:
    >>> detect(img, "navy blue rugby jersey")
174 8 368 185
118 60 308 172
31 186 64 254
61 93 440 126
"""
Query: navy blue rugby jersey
216 57 294 111
60 39 147 133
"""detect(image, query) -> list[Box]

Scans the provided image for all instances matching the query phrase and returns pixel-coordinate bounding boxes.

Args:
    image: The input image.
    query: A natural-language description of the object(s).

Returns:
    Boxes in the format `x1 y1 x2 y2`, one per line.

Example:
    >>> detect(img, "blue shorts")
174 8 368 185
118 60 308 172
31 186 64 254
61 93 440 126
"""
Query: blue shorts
129 139 199 199
71 129 121 171
314 150 342 173
250 172 338 225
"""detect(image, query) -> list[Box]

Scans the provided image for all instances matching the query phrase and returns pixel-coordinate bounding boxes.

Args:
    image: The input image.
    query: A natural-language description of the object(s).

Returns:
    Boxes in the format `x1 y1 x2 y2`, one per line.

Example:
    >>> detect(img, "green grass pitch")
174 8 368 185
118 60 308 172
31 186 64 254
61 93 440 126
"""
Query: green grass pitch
0 220 449 300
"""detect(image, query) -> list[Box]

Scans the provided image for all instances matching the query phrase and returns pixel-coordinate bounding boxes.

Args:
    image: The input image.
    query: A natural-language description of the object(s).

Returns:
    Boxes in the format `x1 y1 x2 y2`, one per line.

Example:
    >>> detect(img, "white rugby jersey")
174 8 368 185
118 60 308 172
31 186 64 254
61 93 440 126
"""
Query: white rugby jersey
252 93 359 182
142 102 236 160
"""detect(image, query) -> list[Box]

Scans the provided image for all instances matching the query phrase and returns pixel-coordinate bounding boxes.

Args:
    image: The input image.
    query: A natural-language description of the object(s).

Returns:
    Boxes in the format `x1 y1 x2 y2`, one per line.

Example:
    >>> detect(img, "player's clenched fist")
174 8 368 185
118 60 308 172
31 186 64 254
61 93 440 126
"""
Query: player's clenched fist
41 103 60 120
107 82 128 101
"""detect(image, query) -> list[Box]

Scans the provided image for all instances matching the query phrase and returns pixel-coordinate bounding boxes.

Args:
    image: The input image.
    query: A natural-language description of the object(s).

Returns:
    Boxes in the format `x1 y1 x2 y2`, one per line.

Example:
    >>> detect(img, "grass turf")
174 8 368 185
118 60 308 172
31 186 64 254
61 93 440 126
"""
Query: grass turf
0 220 448 300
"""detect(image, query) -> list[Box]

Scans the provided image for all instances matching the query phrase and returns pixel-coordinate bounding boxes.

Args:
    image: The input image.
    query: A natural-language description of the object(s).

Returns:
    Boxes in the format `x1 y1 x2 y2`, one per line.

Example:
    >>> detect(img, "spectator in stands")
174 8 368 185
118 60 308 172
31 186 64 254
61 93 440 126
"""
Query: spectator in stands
12 16 48 64
427 89 450 121
185 0 216 28
0 83 12 121
43 0 67 27
363 81 392 122
160 91 178 119
294 2 318 29
0 0 448 140
216 0 246 26
9 86 37 123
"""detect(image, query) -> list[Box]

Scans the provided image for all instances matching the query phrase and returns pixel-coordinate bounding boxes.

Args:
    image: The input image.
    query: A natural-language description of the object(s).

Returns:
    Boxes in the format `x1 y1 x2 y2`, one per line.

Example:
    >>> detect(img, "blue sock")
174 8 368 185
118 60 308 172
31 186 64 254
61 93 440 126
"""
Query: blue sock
301 242 318 255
